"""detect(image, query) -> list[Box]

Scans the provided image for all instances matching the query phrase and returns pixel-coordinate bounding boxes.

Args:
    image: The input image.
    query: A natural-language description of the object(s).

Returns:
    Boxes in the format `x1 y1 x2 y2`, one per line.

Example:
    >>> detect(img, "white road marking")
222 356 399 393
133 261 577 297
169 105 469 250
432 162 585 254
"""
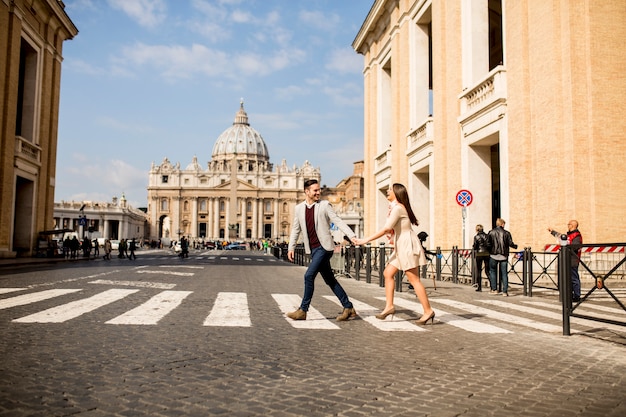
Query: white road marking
0 288 27 295
0 289 82 310
136 270 195 277
434 298 562 332
272 294 339 329
89 279 176 289
382 297 512 334
106 290 192 325
159 265 204 269
324 296 425 331
203 292 251 327
13 289 138 323
519 300 626 333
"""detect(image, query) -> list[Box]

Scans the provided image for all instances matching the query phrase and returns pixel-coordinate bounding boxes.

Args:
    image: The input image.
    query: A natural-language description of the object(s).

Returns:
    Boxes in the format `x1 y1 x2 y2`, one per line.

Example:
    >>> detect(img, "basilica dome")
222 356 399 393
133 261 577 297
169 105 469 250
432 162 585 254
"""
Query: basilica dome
211 101 270 163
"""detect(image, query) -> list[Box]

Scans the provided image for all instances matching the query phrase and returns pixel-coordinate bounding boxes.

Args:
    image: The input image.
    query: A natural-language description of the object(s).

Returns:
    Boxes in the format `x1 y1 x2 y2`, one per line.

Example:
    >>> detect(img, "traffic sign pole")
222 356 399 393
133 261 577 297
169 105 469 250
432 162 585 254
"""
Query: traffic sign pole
456 190 473 247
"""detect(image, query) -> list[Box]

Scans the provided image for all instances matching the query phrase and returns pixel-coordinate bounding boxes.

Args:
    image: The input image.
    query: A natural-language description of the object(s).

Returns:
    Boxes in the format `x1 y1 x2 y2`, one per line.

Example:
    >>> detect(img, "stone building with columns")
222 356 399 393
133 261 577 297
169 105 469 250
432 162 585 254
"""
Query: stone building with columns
53 195 148 243
147 102 321 243
0 1 77 258
353 0 626 249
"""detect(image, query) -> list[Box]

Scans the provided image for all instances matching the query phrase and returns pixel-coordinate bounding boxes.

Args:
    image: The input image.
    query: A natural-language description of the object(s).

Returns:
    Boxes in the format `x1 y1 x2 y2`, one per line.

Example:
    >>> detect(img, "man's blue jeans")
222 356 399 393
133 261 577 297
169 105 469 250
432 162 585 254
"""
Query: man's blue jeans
300 246 353 312
489 257 509 293
571 265 581 299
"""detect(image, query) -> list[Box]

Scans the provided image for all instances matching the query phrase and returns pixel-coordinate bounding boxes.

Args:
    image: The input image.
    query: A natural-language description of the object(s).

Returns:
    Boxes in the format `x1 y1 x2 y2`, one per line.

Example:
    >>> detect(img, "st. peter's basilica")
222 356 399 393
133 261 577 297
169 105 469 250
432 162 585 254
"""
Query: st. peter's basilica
147 101 321 243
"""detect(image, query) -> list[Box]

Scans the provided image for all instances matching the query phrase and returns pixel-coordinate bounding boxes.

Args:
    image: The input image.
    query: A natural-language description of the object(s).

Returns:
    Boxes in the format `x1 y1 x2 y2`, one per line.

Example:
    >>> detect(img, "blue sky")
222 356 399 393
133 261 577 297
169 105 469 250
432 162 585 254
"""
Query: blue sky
56 0 372 209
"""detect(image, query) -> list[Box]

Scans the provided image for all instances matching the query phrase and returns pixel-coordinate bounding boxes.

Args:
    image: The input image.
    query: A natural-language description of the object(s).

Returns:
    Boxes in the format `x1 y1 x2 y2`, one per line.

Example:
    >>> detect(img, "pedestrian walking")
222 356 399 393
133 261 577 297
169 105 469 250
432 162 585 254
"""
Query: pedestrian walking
103 239 112 260
487 218 518 296
128 238 137 260
354 183 435 324
286 179 358 321
472 224 490 291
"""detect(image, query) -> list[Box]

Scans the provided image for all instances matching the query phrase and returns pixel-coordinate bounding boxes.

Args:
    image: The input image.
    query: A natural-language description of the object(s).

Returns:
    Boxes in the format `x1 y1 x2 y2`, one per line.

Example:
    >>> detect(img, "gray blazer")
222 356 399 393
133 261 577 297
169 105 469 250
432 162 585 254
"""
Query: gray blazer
288 200 356 254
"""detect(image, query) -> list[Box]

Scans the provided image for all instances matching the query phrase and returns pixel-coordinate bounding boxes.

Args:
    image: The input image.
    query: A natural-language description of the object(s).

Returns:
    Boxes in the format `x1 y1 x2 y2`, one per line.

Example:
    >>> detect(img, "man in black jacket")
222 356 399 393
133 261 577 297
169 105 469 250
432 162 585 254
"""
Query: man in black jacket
487 218 518 296
472 224 490 292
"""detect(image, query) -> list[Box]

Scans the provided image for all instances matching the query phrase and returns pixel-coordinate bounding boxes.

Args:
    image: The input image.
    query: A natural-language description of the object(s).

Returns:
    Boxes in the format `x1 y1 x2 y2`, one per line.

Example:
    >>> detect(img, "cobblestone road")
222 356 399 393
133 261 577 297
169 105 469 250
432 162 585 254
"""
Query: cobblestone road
0 250 624 416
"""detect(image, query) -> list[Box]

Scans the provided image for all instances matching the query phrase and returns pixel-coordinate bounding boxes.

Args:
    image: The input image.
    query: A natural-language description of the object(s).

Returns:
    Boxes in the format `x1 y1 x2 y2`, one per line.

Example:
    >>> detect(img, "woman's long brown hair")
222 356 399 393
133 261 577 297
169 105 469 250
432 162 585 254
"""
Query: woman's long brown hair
393 183 418 226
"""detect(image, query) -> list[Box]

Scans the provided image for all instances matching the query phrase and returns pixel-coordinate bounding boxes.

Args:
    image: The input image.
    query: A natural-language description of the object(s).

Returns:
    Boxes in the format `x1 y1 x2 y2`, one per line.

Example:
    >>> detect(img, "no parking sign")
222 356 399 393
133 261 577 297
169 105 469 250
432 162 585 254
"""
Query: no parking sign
456 189 473 207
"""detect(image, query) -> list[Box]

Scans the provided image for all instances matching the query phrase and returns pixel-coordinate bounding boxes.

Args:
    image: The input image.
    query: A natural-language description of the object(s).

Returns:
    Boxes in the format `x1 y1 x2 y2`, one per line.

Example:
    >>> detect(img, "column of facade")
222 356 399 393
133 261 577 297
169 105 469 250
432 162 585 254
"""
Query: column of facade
224 198 230 240
258 199 264 239
150 196 159 239
273 199 280 240
252 198 258 238
240 198 246 239
206 197 213 239
103 218 110 239
213 198 220 239
172 196 181 239
191 197 198 238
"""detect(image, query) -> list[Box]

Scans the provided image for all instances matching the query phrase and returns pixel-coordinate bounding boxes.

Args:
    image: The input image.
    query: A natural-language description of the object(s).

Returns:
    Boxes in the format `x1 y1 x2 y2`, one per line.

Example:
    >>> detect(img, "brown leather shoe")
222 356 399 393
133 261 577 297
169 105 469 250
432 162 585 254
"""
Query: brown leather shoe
287 309 307 320
336 307 357 321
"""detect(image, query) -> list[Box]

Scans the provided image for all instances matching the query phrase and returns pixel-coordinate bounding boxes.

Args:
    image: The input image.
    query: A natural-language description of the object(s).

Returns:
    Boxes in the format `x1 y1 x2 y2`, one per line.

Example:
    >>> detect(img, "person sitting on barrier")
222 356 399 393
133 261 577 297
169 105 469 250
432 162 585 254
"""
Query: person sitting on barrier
354 183 435 325
487 218 518 296
548 220 582 302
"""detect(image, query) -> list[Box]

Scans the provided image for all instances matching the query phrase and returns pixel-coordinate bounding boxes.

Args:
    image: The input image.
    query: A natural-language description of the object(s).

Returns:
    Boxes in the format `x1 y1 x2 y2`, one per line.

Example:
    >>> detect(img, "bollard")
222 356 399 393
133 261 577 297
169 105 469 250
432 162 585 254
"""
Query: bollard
355 245 361 281
365 243 372 283
379 243 386 287
452 246 458 284
436 247 442 282
559 244 572 336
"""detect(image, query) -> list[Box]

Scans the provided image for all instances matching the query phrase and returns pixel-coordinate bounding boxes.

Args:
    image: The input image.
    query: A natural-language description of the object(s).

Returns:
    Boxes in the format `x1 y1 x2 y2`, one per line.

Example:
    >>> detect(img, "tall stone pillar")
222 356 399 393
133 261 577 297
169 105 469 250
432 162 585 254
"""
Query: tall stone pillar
191 197 198 238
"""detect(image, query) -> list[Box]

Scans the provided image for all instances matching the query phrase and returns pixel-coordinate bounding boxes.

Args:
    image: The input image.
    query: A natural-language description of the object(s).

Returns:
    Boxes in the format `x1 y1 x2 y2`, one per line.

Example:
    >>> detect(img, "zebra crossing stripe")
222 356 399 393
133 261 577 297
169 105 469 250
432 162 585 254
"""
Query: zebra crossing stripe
0 289 82 310
272 294 340 329
323 296 425 331
384 297 512 334
13 289 138 323
89 280 176 289
520 300 626 334
136 270 195 277
0 288 27 295
434 298 562 333
106 291 192 325
203 292 251 327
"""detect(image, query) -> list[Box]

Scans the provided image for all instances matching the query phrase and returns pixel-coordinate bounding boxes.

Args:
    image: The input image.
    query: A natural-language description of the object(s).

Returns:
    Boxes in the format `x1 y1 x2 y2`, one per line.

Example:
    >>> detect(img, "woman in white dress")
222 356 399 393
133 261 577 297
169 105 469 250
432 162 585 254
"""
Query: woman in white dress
354 183 435 324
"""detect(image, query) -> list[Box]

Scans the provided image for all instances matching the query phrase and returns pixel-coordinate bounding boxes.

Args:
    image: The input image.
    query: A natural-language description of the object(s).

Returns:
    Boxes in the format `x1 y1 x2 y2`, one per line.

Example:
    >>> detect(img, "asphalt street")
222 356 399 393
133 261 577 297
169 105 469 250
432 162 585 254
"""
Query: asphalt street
0 249 624 417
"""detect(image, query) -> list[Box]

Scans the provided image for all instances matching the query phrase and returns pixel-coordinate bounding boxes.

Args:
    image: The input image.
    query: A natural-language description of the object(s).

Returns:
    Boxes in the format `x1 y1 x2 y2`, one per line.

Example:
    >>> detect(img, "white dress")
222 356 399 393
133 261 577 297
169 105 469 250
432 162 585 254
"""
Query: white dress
385 204 426 271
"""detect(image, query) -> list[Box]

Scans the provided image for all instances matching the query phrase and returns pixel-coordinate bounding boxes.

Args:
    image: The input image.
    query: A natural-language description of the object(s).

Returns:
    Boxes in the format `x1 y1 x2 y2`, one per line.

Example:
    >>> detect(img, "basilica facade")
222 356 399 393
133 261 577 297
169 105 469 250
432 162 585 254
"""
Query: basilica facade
147 102 321 243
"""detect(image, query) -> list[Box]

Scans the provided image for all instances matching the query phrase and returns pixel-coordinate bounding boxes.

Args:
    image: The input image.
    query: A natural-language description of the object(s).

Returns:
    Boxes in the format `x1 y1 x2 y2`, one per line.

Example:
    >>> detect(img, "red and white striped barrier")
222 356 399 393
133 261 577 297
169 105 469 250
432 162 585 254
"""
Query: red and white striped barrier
544 245 625 253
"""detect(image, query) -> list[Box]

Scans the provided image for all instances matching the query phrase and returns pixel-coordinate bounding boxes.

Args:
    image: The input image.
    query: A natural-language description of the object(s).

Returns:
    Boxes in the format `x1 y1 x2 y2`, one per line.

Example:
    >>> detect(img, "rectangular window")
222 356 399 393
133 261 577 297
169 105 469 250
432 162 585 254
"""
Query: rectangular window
16 38 38 142
162 175 168 183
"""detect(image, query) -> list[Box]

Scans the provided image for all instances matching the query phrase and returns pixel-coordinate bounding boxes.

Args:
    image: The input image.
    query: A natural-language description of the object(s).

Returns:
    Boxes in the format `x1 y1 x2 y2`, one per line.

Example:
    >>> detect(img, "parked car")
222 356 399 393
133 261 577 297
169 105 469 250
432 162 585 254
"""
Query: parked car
225 242 247 250
173 242 182 253
110 240 120 251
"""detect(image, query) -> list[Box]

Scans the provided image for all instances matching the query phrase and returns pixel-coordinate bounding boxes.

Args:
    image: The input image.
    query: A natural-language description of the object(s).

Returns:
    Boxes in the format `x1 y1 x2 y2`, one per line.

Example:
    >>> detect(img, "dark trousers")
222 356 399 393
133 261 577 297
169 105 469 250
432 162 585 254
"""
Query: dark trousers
475 255 489 290
300 246 353 312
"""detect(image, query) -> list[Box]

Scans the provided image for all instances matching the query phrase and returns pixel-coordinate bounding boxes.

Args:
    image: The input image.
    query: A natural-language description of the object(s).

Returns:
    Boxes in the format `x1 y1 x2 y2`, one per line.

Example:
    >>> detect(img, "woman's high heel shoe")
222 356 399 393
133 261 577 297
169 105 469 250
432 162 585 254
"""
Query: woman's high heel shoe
375 307 396 320
416 311 435 325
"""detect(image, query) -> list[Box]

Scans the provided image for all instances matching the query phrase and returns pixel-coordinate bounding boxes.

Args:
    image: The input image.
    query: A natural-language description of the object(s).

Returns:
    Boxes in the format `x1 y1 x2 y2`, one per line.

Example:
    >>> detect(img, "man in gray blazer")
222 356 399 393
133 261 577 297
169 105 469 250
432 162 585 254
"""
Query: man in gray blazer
287 179 358 321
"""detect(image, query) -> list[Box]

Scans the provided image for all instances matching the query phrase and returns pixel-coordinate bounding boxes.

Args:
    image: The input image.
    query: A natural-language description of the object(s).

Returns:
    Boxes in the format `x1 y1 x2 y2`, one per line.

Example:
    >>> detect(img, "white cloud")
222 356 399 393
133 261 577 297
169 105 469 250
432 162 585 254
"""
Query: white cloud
326 47 363 74
274 85 310 100
298 10 340 31
108 0 167 28
60 155 147 208
116 42 304 80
